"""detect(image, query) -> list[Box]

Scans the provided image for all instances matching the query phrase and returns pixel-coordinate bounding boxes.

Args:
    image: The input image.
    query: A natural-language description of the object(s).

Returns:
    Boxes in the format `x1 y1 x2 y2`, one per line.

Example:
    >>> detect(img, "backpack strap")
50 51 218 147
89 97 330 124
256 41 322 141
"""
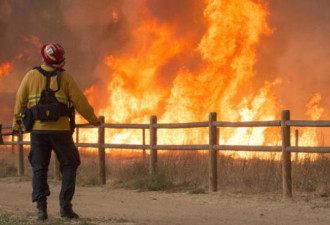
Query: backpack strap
34 66 64 92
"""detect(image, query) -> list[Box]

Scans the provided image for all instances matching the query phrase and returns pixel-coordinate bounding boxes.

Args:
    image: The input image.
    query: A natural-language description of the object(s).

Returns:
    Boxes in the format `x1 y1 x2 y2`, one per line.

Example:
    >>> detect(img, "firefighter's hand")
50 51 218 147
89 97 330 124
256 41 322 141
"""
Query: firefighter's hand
12 130 20 135
93 118 102 126
12 128 23 134
12 122 23 134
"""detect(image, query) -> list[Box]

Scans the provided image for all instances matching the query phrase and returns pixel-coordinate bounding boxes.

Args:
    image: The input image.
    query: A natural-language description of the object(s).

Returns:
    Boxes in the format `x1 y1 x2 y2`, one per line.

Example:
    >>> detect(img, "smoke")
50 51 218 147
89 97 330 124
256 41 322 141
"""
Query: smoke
0 0 126 123
255 0 330 119
0 0 330 124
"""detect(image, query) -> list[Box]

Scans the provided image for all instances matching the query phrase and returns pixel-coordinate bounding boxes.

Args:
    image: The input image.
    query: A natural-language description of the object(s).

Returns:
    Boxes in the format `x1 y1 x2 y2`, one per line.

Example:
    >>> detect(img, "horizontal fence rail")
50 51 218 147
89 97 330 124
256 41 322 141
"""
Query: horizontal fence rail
214 120 281 127
104 124 149 129
1 110 330 198
286 120 330 127
155 145 209 150
1 141 30 146
286 146 330 153
213 145 282 152
155 122 209 129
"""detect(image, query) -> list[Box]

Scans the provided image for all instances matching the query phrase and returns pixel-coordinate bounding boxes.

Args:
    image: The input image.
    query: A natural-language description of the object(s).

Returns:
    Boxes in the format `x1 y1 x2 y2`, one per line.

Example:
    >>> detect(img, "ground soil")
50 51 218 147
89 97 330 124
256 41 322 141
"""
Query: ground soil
0 176 329 225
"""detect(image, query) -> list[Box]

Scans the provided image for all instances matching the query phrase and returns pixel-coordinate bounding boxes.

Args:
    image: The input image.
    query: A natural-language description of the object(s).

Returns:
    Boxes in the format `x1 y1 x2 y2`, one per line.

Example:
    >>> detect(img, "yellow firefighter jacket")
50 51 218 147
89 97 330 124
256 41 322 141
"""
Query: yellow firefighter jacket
12 64 99 131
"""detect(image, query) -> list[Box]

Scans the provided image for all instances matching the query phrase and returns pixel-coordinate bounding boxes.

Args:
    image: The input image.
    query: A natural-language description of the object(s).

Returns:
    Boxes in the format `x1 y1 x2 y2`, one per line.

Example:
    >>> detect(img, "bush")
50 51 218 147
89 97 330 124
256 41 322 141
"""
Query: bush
125 168 174 191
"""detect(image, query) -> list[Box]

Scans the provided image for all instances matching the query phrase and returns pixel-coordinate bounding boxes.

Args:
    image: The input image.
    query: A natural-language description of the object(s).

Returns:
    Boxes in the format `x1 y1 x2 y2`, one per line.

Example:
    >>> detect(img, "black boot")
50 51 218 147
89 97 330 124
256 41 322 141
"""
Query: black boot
38 208 48 221
60 207 79 219
37 200 48 221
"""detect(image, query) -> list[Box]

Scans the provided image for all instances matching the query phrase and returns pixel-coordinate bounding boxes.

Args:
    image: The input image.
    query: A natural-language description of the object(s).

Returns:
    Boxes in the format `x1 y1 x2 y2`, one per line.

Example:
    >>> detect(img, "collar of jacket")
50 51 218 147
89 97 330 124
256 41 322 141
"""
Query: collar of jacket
41 64 56 72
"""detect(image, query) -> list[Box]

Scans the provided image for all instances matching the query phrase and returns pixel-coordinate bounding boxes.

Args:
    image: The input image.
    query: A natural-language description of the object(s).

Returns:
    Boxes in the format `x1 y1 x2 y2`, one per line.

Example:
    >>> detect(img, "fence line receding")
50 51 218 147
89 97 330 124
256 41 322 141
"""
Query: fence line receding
2 110 330 198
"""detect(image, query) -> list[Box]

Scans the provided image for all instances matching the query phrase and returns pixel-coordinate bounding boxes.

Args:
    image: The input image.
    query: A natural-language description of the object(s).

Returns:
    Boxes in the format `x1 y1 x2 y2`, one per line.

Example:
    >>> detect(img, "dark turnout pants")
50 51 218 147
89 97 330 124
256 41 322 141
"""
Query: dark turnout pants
29 131 80 210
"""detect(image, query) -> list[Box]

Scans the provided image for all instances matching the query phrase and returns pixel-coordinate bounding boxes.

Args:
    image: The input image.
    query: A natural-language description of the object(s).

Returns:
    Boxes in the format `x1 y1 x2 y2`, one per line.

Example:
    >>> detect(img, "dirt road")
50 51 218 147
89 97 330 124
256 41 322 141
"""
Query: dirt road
0 177 329 225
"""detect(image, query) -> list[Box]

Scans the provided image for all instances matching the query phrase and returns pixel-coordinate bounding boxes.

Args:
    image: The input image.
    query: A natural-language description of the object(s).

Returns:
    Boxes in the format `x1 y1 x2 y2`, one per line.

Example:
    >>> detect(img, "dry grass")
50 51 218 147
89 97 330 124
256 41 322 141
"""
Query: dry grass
1 147 329 195
0 147 32 177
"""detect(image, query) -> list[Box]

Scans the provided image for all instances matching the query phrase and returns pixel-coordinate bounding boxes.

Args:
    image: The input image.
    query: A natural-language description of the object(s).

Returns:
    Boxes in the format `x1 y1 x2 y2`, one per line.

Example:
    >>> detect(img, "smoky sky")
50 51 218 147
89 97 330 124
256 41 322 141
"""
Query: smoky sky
255 0 330 119
1 0 330 123
0 0 127 123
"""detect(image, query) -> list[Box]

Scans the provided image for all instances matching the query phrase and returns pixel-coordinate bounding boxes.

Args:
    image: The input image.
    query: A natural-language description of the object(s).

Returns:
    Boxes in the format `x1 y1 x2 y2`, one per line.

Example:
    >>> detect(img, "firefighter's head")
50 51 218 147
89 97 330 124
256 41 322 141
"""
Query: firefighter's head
41 43 65 68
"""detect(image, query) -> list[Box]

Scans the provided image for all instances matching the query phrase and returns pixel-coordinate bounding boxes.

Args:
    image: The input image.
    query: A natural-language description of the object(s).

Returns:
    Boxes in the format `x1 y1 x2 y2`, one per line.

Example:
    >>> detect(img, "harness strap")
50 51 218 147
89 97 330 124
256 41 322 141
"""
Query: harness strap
34 66 64 92
46 76 51 91
56 69 61 92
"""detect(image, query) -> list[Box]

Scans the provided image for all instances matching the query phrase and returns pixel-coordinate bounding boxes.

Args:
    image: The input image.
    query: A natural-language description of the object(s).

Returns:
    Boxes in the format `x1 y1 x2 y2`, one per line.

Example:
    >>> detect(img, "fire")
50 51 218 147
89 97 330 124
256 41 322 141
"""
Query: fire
299 93 324 147
84 86 97 107
1 36 40 79
0 62 12 77
76 0 321 158
305 92 324 121
112 9 118 23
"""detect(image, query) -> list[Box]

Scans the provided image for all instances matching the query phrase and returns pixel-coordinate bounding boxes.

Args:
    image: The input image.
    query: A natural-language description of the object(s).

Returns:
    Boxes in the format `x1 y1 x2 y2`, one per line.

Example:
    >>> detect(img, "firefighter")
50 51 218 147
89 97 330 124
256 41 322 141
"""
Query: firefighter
12 43 101 221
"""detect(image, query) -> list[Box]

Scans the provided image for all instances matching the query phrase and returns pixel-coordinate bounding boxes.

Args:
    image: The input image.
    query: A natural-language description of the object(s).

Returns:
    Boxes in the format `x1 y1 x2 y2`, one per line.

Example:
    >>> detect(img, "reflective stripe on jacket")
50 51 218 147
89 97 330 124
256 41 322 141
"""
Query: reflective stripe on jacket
28 93 69 104
12 64 99 131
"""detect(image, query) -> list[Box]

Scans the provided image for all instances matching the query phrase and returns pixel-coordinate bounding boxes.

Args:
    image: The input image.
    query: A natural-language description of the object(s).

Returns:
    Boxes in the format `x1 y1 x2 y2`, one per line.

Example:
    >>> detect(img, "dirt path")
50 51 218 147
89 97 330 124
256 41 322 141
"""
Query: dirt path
0 177 329 225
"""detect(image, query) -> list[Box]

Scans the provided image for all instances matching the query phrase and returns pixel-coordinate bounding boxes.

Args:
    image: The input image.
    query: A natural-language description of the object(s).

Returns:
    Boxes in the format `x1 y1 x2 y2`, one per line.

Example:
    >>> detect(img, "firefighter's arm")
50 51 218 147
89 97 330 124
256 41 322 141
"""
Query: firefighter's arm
12 74 29 132
65 74 99 125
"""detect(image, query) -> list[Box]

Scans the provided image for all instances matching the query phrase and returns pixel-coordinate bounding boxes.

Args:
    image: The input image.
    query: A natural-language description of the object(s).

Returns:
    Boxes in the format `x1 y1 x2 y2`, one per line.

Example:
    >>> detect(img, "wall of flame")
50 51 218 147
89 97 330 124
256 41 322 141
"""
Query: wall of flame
1 0 330 157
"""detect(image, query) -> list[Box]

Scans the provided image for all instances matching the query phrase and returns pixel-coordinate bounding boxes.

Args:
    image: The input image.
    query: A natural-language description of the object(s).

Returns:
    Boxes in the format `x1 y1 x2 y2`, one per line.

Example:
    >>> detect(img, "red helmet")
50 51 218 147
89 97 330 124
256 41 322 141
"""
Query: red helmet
41 43 65 68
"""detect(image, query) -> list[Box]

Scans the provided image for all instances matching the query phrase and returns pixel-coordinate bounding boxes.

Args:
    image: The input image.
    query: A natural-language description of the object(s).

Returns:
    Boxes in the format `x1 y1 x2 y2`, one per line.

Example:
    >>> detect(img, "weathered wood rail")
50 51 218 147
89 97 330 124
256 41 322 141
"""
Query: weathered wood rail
2 110 330 198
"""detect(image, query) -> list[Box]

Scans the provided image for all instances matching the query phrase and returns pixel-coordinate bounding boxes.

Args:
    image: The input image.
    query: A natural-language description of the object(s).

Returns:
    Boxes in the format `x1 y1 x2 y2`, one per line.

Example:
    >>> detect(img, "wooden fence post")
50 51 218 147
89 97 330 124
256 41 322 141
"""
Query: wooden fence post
76 127 79 144
17 132 24 176
53 153 61 180
98 116 106 185
295 129 298 161
281 110 292 198
209 112 217 192
149 115 157 175
142 128 146 160
11 135 15 154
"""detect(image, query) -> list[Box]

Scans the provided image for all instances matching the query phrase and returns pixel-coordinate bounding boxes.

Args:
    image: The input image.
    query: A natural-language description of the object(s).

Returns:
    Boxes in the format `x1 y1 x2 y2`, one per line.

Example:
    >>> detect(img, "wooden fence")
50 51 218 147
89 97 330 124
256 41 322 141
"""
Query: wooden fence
2 110 330 198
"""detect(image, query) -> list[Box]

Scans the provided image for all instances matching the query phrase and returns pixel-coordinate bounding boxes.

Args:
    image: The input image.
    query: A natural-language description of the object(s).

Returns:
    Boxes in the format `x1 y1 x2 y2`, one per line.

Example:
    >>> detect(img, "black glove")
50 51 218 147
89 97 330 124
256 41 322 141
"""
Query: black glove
12 121 23 134
93 118 102 126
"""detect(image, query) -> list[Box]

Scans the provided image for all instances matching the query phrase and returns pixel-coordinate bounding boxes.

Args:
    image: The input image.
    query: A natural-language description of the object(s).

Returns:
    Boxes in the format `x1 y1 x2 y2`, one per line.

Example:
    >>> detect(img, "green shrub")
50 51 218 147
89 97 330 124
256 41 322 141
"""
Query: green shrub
125 167 174 191
0 213 27 225
188 188 206 194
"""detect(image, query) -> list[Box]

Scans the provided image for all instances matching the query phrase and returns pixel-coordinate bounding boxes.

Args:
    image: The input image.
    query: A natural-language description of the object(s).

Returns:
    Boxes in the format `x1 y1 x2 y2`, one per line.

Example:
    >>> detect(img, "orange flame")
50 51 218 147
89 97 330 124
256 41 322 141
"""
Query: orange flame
77 0 321 158
305 92 323 121
112 9 118 23
84 86 97 107
0 62 12 77
299 93 324 146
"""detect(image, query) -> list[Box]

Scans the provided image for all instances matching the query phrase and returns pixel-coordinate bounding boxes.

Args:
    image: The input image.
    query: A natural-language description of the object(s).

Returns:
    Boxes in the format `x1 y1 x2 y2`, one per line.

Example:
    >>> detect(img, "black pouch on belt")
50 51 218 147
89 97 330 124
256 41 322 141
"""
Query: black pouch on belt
21 107 34 131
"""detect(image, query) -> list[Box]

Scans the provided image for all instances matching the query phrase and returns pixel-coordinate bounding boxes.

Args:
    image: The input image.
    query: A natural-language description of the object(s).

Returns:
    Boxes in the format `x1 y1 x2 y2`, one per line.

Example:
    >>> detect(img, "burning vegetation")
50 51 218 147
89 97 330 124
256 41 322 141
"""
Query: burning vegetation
76 0 325 157
77 0 279 149
0 0 329 157
0 0 329 195
0 62 12 77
